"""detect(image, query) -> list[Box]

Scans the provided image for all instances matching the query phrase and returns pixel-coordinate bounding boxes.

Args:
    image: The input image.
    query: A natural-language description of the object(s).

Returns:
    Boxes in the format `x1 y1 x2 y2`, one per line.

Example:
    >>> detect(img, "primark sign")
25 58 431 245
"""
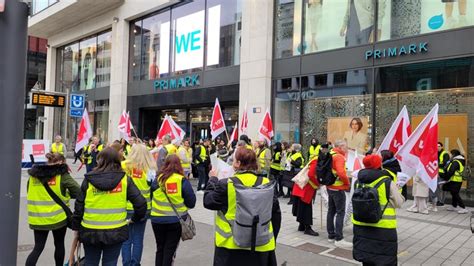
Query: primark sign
153 74 200 91
365 42 428 60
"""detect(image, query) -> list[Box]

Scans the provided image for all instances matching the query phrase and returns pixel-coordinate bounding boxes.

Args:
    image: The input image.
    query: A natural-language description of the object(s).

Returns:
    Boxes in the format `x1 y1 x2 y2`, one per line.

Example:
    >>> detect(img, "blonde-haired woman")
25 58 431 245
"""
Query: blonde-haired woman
121 143 157 266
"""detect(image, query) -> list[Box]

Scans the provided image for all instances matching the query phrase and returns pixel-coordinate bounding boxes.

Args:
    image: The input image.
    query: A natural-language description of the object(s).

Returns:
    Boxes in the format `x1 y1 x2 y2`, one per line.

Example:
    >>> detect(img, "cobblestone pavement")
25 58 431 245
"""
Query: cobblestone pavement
17 160 474 265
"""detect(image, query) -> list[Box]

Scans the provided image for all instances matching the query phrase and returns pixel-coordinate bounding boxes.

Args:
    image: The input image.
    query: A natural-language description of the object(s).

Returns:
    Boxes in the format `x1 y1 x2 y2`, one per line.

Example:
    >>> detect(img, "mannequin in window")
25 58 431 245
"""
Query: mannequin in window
340 0 386 45
305 0 322 53
443 0 468 29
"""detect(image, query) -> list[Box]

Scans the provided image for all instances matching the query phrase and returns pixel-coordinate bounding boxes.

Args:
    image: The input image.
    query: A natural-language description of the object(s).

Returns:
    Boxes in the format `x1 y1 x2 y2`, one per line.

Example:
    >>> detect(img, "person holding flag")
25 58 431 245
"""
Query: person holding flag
210 98 226 141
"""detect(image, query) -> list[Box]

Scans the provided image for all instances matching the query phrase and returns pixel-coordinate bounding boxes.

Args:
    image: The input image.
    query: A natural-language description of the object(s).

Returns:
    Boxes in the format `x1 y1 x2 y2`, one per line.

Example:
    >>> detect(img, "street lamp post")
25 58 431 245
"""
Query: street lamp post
0 0 29 264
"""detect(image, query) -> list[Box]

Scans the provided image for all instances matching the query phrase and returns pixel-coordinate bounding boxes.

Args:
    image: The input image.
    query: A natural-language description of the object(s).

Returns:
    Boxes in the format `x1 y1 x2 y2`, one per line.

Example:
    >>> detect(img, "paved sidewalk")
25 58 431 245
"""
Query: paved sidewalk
17 160 474 265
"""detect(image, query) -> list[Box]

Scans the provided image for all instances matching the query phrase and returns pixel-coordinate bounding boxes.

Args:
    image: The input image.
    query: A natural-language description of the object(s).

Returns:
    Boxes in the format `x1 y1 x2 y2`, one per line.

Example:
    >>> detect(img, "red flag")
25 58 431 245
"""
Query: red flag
378 106 411 155
168 116 185 141
210 98 226 140
75 108 93 153
258 109 274 145
240 102 248 135
397 104 439 192
118 110 132 142
230 122 238 142
157 115 174 140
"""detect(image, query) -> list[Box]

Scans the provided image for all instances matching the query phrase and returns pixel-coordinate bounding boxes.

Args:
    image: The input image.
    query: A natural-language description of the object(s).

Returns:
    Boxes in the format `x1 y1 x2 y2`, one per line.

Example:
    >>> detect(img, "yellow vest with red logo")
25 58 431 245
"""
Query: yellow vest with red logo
151 173 188 217
27 175 70 226
122 161 151 211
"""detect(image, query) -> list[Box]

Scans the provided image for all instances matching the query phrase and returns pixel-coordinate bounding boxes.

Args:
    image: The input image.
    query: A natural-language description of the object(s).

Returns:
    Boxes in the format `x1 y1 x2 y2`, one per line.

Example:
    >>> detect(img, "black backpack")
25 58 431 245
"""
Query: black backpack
352 177 391 224
316 151 337 186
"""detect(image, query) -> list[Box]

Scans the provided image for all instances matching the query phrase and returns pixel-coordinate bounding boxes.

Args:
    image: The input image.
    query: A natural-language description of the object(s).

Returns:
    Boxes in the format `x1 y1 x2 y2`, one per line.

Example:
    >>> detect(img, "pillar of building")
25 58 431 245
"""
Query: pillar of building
108 19 130 142
239 0 274 141
42 46 57 141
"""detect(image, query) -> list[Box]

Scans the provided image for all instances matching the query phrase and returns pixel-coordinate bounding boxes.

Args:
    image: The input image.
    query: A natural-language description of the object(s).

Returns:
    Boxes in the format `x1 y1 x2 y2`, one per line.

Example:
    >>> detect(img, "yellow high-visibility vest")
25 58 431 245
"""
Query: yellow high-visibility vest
308 145 321 161
178 146 192 169
51 143 65 155
447 160 464 183
214 172 276 252
352 176 397 229
27 175 70 226
151 173 188 217
81 175 128 229
122 161 151 211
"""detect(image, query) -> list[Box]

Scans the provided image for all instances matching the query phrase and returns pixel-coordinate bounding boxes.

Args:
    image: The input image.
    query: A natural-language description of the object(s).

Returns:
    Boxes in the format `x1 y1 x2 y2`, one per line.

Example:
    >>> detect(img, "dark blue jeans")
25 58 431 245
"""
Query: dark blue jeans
327 190 346 241
197 164 208 190
83 242 122 266
121 220 147 266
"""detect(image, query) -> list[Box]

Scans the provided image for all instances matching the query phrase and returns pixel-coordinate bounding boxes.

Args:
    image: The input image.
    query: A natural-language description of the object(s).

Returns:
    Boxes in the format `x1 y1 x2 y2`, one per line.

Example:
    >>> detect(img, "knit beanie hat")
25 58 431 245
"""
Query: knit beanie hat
363 154 382 169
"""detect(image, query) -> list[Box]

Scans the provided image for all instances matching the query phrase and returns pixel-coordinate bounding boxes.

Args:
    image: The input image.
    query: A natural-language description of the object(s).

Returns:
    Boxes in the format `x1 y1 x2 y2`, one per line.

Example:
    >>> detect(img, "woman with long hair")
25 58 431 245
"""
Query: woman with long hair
72 147 147 265
150 155 196 265
26 153 80 266
121 143 158 265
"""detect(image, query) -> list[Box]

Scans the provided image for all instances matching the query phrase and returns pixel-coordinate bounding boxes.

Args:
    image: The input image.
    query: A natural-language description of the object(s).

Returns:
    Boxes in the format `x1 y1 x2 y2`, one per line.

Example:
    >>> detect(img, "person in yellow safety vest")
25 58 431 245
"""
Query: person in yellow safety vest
435 142 451 207
26 152 80 266
193 139 210 192
283 144 305 204
307 138 321 162
178 139 193 178
204 148 281 266
51 135 66 155
270 142 284 197
442 149 469 214
83 136 104 173
120 143 158 266
72 147 146 266
255 137 272 177
353 154 405 265
150 155 196 265
239 134 253 150
380 150 406 197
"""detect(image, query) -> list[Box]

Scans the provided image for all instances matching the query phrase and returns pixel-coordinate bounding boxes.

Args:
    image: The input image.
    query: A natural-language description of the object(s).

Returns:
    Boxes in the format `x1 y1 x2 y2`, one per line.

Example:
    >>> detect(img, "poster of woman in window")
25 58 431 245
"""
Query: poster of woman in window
327 116 369 154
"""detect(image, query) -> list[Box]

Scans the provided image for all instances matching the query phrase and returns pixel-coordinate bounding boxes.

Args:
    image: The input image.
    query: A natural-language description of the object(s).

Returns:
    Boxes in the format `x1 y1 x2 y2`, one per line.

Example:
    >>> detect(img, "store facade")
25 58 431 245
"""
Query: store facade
272 0 474 198
127 0 242 142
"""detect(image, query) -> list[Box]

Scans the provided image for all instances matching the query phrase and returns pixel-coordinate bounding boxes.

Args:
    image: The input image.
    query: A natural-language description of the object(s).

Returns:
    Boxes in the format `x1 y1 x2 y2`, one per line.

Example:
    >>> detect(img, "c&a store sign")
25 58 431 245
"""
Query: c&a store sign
153 74 200 91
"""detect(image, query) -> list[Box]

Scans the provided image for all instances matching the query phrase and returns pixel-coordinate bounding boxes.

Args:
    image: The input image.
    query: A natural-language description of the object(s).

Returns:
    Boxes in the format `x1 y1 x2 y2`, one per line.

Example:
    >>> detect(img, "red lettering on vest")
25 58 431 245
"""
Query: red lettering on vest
132 168 143 179
166 183 178 194
111 181 123 193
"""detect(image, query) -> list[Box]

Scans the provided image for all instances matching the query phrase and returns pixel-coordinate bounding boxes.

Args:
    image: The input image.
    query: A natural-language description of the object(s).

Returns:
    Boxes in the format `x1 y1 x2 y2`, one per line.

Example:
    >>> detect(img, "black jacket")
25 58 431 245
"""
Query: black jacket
72 171 147 246
204 173 280 266
353 168 398 266
444 155 466 181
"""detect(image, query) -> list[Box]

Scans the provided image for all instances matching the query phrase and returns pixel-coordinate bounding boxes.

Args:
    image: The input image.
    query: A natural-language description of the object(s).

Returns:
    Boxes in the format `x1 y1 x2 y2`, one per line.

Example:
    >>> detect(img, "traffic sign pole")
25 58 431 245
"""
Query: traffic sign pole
0 1 29 264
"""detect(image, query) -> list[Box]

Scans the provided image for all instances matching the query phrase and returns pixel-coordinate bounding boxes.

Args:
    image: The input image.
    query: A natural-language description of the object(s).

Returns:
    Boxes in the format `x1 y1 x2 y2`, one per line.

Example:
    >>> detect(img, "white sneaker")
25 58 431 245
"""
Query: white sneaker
335 239 353 249
457 208 469 214
328 238 335 243
196 190 204 195
420 209 429 215
407 206 418 213
447 206 458 211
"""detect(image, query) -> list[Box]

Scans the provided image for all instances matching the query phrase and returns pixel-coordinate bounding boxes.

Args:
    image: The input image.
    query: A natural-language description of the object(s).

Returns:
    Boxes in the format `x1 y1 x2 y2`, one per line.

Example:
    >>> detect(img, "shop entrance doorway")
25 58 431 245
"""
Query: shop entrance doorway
190 122 210 143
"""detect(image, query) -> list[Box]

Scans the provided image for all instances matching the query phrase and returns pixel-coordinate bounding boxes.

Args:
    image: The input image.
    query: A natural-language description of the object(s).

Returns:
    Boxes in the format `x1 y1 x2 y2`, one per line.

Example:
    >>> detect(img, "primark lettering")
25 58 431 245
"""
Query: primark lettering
365 42 428 60
153 74 200 91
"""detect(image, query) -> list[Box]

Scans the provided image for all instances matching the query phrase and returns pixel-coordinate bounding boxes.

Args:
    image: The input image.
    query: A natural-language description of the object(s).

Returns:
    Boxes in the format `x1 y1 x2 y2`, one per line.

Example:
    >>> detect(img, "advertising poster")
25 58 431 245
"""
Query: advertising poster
22 139 51 168
327 116 369 154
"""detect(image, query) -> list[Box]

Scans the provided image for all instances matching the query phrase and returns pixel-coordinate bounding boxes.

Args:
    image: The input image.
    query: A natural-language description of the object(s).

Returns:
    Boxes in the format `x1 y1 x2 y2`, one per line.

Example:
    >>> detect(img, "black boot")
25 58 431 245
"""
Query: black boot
304 226 319 236
298 223 305 232
287 198 294 205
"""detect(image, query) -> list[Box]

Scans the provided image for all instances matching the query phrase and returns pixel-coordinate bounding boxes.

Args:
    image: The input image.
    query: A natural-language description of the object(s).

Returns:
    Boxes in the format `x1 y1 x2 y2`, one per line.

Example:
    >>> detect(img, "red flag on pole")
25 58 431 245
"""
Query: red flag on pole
230 122 238 142
258 109 274 145
240 102 248 135
118 110 132 142
75 108 93 153
396 104 439 192
210 98 226 140
157 115 186 141
378 105 412 155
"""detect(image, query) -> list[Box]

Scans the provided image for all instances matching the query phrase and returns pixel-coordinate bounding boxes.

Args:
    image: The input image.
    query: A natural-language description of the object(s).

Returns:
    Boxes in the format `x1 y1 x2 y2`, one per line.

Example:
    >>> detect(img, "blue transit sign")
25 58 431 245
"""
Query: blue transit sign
70 94 85 109
70 108 83 118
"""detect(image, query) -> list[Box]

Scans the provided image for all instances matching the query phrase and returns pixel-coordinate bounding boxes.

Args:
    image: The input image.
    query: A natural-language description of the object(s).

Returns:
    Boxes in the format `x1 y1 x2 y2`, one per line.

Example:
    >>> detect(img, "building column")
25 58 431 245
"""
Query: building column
42 46 57 141
108 19 130 142
239 0 274 140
